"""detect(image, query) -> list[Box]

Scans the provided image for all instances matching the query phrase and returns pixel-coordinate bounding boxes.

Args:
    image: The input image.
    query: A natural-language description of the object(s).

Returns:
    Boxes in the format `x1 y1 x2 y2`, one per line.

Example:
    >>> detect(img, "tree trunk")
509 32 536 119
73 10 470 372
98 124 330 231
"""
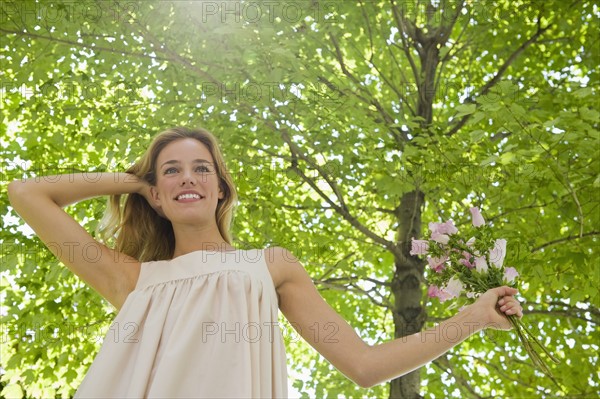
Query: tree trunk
389 190 426 398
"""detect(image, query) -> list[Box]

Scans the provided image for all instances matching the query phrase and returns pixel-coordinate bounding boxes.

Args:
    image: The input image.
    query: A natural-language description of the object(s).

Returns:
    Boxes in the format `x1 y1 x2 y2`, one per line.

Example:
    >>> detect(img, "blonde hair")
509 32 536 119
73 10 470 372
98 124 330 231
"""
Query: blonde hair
99 127 238 262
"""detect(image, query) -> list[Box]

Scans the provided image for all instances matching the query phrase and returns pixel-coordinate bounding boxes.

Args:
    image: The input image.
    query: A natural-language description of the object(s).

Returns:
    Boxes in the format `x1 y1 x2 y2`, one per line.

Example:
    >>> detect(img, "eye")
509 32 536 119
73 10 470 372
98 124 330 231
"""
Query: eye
164 167 178 175
195 164 213 173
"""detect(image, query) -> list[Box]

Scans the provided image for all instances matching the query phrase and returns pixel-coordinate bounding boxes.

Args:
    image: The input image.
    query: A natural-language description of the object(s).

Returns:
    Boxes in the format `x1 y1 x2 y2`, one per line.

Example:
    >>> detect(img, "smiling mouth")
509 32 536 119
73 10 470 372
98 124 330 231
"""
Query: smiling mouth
175 193 205 201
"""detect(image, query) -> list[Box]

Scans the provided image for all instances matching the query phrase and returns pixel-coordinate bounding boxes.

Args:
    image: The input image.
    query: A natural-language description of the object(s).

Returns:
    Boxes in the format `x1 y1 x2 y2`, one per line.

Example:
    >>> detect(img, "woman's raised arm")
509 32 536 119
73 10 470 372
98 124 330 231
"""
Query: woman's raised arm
7 172 150 309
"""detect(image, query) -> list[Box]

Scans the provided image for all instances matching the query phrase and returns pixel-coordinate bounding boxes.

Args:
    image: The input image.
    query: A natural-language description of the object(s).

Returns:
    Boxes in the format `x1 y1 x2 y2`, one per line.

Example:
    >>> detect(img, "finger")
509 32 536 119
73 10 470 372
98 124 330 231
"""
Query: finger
500 301 523 317
504 307 522 317
512 303 523 317
493 286 519 298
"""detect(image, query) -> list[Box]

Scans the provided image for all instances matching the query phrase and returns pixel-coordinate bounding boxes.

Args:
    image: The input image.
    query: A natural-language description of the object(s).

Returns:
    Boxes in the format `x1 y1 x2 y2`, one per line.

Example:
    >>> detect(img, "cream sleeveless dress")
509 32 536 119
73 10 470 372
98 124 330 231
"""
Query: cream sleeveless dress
75 249 288 398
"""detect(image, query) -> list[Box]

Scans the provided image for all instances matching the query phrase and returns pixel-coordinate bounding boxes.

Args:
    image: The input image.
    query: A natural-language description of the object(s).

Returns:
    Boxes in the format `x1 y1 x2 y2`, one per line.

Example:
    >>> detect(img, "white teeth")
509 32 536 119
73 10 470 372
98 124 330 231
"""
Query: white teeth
177 193 202 200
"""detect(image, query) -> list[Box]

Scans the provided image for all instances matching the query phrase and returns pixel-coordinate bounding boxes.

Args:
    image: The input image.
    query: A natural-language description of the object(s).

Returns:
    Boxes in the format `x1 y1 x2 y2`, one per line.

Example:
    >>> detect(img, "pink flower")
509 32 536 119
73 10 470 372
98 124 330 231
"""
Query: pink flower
431 232 450 244
465 237 476 247
470 207 485 227
444 276 464 298
429 220 459 236
459 251 475 269
410 239 430 255
474 256 488 273
504 267 519 284
427 285 440 297
489 238 507 268
427 255 448 273
428 285 452 302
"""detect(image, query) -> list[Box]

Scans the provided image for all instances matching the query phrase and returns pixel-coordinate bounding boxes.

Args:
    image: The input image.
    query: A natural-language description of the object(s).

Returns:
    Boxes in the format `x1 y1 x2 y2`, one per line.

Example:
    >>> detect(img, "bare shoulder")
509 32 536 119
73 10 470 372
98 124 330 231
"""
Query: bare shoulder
263 246 305 289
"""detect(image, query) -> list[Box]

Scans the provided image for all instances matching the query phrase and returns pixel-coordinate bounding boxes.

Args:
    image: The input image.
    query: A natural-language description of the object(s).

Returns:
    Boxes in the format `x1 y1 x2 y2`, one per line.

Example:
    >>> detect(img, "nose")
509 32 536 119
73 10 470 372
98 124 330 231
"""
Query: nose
179 168 197 186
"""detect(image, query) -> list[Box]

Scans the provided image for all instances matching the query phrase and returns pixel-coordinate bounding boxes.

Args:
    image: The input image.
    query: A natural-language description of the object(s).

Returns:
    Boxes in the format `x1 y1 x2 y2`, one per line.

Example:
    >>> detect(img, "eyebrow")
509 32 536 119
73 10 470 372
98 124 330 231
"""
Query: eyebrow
159 159 213 169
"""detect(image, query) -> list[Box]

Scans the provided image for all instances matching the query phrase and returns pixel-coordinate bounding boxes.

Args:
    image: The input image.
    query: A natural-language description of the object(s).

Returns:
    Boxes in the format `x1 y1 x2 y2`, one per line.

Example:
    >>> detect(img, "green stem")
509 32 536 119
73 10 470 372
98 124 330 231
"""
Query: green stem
508 316 564 392
510 316 560 364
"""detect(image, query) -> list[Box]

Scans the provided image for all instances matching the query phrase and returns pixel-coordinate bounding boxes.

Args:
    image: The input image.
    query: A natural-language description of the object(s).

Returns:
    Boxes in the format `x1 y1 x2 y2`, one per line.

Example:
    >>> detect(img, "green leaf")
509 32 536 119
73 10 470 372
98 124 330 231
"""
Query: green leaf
480 155 499 166
0 384 24 398
454 103 477 117
579 107 599 122
469 129 486 141
573 87 592 98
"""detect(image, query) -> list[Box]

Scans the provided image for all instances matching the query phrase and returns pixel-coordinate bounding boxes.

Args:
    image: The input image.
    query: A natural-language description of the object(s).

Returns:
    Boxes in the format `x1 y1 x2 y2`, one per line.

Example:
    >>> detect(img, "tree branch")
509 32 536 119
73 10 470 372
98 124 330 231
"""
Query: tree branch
390 0 421 88
358 0 375 63
487 200 558 223
505 106 587 239
432 356 482 399
276 128 399 255
0 28 170 62
446 353 544 393
445 14 552 137
524 308 597 325
329 33 398 129
314 278 393 309
318 275 391 288
131 19 221 85
434 1 468 99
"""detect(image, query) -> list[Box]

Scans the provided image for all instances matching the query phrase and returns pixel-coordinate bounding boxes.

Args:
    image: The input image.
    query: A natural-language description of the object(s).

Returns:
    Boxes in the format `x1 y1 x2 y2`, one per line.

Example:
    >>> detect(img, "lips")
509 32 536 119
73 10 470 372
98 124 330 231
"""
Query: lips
174 191 205 201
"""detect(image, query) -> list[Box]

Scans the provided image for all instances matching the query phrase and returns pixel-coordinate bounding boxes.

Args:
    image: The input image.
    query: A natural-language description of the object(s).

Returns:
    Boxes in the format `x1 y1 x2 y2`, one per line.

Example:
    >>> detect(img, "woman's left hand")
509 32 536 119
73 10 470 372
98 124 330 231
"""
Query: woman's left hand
472 286 523 330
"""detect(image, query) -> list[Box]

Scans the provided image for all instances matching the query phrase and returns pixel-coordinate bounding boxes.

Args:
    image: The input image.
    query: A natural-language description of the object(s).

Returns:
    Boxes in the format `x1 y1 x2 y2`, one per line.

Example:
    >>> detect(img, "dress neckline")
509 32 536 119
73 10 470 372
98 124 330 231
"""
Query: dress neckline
170 248 251 261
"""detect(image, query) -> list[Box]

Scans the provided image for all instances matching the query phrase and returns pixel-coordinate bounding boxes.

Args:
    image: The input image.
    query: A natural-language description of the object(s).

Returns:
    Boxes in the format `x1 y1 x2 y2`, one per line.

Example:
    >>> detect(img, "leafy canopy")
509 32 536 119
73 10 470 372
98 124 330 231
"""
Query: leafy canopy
1 1 598 397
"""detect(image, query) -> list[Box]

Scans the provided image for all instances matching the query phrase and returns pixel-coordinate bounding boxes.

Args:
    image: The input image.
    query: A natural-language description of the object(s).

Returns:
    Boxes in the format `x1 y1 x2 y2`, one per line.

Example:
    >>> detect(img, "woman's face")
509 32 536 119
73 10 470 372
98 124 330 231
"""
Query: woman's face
150 138 223 225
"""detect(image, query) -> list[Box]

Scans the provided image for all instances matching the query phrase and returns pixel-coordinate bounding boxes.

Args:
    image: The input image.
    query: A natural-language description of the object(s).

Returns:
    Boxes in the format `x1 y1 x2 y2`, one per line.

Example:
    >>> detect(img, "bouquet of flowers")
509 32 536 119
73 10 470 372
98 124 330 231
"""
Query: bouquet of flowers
410 207 560 380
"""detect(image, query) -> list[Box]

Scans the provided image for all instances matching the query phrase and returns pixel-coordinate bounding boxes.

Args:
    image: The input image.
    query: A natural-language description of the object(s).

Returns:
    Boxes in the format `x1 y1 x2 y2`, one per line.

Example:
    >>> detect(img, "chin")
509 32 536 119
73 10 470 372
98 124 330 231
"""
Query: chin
168 213 216 226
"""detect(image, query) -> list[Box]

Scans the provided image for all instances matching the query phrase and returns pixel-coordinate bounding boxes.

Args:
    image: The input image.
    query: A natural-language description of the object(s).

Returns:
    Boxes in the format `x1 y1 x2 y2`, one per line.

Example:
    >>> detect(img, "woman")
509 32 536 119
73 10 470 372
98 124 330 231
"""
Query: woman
8 126 523 397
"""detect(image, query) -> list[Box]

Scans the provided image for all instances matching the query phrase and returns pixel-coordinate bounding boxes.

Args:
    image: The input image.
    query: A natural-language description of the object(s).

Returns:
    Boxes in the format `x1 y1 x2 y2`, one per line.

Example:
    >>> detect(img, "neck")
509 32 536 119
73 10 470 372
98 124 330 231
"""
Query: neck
171 222 235 258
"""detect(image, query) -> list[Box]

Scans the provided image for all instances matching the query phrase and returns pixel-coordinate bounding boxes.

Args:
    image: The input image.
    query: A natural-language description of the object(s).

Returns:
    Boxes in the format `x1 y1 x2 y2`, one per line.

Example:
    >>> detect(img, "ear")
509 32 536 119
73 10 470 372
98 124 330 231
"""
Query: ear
149 186 162 206
218 187 225 200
